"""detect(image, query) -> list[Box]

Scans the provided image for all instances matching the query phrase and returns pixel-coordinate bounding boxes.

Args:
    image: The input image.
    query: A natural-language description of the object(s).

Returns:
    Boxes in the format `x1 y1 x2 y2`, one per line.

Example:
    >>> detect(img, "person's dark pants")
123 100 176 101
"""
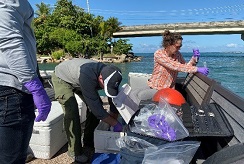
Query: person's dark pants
0 86 35 164
51 73 99 157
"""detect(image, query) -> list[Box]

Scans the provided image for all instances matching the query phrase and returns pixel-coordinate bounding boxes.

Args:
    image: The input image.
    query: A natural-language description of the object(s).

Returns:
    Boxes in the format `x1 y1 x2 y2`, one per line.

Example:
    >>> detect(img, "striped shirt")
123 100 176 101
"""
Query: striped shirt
148 49 197 90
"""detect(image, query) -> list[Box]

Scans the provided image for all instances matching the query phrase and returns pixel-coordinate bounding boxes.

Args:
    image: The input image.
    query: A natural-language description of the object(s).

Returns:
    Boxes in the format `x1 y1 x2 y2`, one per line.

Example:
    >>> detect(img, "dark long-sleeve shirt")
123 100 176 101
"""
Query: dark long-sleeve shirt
55 58 118 120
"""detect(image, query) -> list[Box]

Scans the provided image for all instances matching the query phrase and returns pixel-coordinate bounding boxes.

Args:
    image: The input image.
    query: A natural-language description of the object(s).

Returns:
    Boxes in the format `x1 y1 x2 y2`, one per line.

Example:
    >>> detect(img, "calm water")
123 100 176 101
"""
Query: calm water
39 52 244 98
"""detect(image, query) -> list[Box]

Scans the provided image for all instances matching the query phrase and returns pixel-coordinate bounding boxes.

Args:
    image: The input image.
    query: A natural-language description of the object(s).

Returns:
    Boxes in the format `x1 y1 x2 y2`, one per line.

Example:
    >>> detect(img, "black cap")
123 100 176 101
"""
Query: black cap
101 65 122 98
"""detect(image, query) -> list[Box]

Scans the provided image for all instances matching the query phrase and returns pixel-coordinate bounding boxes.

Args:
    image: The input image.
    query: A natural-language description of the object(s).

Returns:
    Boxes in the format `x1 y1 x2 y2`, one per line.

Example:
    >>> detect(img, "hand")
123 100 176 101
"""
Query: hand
193 48 200 62
113 122 123 132
24 77 51 122
197 67 209 76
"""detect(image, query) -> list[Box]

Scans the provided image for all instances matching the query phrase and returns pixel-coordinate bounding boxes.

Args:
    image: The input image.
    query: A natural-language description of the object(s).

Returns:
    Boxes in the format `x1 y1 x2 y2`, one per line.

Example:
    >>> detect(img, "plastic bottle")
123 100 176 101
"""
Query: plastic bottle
203 61 207 67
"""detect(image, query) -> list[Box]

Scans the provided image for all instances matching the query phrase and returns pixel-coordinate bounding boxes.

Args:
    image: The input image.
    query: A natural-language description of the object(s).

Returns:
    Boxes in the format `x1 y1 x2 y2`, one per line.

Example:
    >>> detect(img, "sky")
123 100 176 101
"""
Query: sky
29 0 244 53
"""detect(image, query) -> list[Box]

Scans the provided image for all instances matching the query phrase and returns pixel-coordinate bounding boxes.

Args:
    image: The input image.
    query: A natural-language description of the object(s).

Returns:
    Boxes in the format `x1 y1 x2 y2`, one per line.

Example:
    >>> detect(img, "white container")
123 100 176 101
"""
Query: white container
75 93 87 123
113 84 140 124
128 72 151 89
28 101 67 159
94 121 125 153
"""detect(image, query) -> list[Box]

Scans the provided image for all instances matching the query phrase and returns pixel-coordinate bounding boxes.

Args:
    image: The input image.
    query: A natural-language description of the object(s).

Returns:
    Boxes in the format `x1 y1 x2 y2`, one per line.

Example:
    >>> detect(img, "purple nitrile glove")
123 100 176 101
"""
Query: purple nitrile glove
148 114 160 129
148 114 176 141
113 121 123 132
24 77 51 122
193 48 200 62
197 67 209 76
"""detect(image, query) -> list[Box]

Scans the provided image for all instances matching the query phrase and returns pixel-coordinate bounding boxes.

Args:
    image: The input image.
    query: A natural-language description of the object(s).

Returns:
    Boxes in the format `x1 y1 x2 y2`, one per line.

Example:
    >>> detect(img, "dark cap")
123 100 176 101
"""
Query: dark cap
101 65 122 98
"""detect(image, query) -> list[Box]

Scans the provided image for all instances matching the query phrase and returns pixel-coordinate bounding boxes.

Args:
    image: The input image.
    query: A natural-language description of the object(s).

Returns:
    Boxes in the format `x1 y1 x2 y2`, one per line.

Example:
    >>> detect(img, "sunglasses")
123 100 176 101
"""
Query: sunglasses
173 44 182 49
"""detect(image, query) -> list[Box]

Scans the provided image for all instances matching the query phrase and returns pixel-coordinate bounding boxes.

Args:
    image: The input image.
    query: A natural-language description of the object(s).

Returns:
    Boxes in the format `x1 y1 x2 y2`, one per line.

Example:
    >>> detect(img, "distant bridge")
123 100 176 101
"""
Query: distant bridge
113 20 244 40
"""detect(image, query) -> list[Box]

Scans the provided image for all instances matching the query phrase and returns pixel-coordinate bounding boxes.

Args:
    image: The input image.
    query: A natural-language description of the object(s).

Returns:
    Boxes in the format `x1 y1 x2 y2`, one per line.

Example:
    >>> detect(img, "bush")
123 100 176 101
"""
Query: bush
51 49 64 60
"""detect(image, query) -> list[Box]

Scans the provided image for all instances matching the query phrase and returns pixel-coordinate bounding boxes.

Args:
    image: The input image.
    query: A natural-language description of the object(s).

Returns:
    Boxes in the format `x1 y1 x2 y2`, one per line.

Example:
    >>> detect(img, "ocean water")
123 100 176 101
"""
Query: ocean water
39 52 244 98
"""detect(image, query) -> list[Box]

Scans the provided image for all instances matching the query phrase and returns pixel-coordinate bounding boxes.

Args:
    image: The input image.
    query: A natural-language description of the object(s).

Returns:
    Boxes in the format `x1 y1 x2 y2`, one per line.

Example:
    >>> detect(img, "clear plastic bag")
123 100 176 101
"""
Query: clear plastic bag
116 136 157 153
131 97 189 141
142 141 201 164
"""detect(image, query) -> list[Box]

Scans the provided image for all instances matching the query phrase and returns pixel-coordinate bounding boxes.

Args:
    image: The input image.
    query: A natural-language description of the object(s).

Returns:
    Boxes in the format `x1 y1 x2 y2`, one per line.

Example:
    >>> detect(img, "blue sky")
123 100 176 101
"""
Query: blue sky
29 0 244 53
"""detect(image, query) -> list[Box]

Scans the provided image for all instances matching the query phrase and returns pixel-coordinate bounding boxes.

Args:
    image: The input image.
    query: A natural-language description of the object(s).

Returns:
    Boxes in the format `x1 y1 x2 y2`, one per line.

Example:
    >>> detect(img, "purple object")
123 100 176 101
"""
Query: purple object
197 67 209 76
148 114 176 141
113 121 123 132
24 77 51 122
193 48 200 62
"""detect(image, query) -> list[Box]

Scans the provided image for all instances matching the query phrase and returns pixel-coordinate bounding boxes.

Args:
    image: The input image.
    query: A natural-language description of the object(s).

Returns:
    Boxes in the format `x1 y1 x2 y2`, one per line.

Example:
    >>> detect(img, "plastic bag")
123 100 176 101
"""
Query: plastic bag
142 141 201 164
131 97 189 141
116 136 157 153
116 136 157 164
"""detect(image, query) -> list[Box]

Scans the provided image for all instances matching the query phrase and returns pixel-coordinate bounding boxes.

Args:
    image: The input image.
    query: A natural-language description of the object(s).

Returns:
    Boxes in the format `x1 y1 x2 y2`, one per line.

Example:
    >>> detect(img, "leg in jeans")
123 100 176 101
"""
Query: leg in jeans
0 86 35 164
51 73 82 157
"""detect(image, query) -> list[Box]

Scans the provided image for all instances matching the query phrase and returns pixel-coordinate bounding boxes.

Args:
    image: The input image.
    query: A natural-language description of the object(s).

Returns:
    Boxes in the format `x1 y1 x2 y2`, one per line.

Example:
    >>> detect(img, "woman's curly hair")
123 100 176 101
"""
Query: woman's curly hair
162 30 183 48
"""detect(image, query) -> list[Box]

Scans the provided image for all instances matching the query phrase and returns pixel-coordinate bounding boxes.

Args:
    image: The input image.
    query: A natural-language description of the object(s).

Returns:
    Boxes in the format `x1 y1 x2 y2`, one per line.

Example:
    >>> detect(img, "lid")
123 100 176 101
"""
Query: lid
33 101 64 127
112 84 140 124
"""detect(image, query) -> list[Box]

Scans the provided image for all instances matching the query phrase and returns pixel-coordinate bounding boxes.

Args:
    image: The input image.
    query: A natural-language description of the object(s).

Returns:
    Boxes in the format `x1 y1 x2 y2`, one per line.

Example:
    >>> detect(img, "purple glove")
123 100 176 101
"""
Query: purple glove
24 77 51 122
113 122 123 132
148 114 176 141
193 48 200 62
197 67 209 76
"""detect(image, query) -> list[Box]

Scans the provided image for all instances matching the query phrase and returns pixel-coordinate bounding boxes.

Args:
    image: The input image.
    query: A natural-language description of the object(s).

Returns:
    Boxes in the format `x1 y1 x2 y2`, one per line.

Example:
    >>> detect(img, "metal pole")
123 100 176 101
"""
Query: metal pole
86 0 90 13
86 0 93 37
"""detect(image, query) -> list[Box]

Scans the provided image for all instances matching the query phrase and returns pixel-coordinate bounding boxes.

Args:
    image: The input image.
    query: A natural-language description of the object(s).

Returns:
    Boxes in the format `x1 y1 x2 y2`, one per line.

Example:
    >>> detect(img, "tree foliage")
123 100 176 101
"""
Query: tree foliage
33 0 131 58
113 39 133 55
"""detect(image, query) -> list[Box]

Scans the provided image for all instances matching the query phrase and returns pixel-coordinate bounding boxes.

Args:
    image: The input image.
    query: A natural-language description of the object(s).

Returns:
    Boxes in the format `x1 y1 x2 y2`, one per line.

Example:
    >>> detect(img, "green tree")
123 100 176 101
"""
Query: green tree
34 2 51 26
113 39 132 55
33 0 132 57
106 17 122 40
35 2 51 17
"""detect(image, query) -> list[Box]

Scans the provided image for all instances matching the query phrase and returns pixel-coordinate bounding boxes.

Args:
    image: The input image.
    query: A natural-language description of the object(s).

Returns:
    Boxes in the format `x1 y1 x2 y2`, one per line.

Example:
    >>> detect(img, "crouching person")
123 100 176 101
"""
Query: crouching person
51 58 122 163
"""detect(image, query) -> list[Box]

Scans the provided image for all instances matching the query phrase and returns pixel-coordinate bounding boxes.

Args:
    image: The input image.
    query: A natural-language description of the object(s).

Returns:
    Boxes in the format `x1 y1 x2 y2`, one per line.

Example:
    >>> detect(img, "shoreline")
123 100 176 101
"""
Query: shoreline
37 54 142 64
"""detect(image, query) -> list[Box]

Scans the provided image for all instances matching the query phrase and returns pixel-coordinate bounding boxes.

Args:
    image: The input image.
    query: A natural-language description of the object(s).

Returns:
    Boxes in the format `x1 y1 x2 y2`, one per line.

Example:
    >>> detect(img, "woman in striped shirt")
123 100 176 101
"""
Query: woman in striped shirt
148 30 209 90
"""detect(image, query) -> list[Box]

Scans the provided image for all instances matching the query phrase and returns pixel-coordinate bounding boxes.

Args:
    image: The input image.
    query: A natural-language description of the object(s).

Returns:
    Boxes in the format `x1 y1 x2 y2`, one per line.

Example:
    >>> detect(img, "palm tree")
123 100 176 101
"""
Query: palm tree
106 17 122 39
35 2 51 20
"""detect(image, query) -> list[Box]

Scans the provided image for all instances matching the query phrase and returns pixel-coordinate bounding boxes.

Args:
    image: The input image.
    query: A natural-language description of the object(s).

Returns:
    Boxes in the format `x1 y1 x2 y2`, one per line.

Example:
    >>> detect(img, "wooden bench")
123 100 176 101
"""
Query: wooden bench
210 80 244 146
182 73 216 107
182 73 244 147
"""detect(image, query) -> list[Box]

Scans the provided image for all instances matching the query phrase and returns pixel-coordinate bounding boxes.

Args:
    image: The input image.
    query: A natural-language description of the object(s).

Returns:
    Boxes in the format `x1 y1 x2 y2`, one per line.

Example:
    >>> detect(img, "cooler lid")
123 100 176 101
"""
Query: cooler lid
33 101 64 127
113 84 140 124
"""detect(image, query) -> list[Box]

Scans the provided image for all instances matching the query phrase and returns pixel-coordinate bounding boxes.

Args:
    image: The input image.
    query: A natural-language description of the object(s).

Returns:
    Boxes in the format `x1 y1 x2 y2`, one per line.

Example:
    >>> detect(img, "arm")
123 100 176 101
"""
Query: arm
80 74 122 131
177 52 196 66
24 78 51 122
1 2 51 122
0 2 37 84
154 50 197 73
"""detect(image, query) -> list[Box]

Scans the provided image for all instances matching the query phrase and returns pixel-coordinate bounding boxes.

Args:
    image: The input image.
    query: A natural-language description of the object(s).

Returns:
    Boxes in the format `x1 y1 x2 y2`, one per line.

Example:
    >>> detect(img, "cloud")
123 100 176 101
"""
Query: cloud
226 43 237 48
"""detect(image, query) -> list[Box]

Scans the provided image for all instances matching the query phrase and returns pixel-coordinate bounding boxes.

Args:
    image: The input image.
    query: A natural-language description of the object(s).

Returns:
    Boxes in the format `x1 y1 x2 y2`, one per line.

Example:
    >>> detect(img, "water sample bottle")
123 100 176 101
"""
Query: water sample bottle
203 61 207 67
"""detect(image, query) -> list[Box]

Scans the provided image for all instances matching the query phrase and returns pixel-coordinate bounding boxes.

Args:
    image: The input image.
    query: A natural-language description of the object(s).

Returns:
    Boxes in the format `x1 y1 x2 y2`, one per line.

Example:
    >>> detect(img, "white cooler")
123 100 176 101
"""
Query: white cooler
128 72 151 89
94 121 125 153
28 94 87 159
28 101 67 159
94 84 141 153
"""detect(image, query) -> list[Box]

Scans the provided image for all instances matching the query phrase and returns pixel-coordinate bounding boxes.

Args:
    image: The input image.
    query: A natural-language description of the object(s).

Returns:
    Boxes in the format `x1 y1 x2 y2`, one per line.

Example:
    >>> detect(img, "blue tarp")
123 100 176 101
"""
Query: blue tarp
91 153 121 164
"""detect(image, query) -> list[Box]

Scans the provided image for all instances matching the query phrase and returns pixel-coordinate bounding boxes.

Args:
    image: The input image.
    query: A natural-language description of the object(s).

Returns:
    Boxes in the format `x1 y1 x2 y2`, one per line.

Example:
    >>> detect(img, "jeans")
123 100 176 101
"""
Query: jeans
51 73 99 157
0 86 35 164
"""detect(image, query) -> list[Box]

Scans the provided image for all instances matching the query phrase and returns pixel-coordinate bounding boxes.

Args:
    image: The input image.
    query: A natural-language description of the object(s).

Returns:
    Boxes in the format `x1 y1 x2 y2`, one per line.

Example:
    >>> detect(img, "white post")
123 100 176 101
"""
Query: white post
86 0 90 13
86 0 93 37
